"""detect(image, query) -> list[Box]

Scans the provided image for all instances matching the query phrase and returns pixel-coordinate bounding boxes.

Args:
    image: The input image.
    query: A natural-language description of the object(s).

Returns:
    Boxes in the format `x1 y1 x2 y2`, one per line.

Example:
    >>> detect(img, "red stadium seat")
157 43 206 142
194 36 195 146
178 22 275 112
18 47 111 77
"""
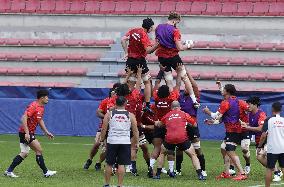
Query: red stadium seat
213 56 230 65
0 81 11 86
0 53 7 60
206 2 222 15
37 54 52 61
20 39 35 46
0 38 5 45
22 53 37 61
0 67 8 74
129 1 145 14
54 0 70 14
208 41 224 48
196 56 213 64
247 57 263 66
68 0 85 14
251 72 267 80
53 53 68 61
10 0 25 13
0 0 11 13
39 0 56 13
190 1 206 15
267 2 284 16
235 2 253 16
54 68 68 76
67 54 83 61
6 53 22 61
216 72 233 80
229 57 247 65
51 39 65 46
25 0 40 13
64 39 82 46
95 39 114 46
81 39 96 46
199 71 217 79
34 39 52 46
182 56 196 64
225 42 241 50
84 54 100 61
275 43 284 51
100 1 115 14
115 1 131 14
68 68 87 76
269 73 283 81
233 72 250 80
175 1 191 14
54 82 76 87
84 0 100 14
193 41 209 48
258 43 276 51
221 2 237 16
7 68 23 74
39 68 54 75
263 58 281 66
144 1 161 14
5 38 20 45
252 2 269 16
22 68 38 75
160 1 176 14
241 42 259 50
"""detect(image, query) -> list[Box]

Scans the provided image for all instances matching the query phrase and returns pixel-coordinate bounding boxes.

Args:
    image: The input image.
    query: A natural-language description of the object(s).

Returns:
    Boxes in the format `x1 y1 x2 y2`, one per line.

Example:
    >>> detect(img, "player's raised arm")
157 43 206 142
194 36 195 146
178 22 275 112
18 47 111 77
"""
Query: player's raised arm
121 34 129 60
187 70 199 98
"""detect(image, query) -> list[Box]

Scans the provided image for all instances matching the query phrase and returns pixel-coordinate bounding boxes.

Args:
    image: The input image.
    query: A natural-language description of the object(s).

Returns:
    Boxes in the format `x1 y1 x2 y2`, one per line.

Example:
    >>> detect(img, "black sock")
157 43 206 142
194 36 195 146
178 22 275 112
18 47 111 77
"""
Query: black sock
230 165 235 170
176 153 183 172
36 155 48 174
197 154 206 171
131 161 137 171
7 155 24 172
103 185 110 187
146 160 150 167
274 170 281 175
196 169 202 175
146 102 150 108
246 163 250 167
156 168 162 176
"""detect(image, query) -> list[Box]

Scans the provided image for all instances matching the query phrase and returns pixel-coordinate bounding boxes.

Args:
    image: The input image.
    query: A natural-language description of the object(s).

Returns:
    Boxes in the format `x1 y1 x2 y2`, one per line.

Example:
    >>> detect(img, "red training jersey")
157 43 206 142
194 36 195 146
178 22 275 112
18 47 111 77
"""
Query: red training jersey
153 89 180 120
19 101 45 134
161 109 196 144
98 97 115 128
155 28 181 58
254 111 267 144
125 28 152 59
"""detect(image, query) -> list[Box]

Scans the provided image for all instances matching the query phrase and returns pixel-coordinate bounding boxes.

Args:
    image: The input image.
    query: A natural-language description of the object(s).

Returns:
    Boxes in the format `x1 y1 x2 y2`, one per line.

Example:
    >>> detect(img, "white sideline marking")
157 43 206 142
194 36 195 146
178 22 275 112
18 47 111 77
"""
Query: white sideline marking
248 182 284 187
0 140 93 146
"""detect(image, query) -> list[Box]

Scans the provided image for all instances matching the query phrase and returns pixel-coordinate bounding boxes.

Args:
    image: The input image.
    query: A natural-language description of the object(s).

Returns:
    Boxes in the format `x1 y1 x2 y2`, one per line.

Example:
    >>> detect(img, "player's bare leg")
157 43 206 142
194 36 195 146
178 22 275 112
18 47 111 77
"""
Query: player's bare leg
265 168 273 187
140 143 150 168
84 132 101 170
29 139 56 177
130 138 139 176
104 164 112 187
143 73 152 109
117 165 125 187
149 138 163 178
184 145 205 180
241 139 251 174
192 138 206 176
166 148 176 178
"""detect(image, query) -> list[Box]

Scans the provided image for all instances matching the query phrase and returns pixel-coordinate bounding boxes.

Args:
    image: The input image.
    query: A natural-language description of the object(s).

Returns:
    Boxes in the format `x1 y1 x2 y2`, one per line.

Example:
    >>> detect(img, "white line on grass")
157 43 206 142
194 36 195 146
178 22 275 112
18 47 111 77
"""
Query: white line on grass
0 140 93 146
248 182 284 187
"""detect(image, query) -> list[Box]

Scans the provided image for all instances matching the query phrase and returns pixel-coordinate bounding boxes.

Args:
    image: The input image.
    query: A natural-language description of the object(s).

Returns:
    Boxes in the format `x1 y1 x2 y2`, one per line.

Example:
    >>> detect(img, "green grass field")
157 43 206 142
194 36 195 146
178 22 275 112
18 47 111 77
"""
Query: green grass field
0 134 280 187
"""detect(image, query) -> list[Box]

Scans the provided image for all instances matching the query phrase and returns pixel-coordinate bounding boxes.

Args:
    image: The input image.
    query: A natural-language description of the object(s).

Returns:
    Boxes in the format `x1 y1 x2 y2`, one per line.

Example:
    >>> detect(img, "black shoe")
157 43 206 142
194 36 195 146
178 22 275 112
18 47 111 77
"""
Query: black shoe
131 169 139 176
95 163 101 171
168 171 176 178
83 159 92 170
198 174 206 181
148 167 153 178
153 175 161 179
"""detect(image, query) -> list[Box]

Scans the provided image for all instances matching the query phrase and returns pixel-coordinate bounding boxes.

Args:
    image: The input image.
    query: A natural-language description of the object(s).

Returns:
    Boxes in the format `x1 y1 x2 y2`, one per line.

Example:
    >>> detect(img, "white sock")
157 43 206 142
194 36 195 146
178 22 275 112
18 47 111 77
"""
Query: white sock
190 94 197 103
168 161 174 172
150 158 156 168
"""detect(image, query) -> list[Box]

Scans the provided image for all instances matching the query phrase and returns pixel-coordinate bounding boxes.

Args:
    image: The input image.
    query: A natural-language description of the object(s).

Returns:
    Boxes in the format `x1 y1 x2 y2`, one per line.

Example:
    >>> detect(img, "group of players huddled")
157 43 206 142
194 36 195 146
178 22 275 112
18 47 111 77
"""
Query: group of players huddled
82 12 283 186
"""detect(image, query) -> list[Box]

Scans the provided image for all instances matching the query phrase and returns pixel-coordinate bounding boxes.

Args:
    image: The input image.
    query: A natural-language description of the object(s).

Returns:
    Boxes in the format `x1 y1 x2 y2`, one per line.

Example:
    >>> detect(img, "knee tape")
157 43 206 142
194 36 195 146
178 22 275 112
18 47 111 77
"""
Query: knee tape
20 143 30 154
164 71 173 81
220 141 226 150
192 141 201 149
241 139 250 151
142 73 151 82
139 135 147 146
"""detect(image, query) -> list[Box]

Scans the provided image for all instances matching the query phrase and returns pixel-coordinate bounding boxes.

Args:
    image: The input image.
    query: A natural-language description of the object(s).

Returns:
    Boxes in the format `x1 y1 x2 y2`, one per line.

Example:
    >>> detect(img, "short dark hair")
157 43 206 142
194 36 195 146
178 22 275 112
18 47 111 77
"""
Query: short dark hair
157 85 170 98
246 96 261 107
116 84 130 97
37 90 49 99
109 82 121 97
272 102 282 113
142 17 154 31
224 84 236 96
112 82 121 90
168 12 181 21
116 96 127 107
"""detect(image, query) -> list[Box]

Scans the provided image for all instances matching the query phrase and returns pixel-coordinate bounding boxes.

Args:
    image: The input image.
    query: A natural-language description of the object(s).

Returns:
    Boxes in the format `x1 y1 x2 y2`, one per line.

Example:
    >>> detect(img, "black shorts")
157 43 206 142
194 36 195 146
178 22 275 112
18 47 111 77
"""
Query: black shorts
187 126 200 141
106 143 131 166
19 132 36 145
163 140 191 152
153 127 166 139
138 126 144 136
158 55 183 72
144 131 154 144
224 132 242 151
267 153 284 169
126 57 149 74
241 131 251 140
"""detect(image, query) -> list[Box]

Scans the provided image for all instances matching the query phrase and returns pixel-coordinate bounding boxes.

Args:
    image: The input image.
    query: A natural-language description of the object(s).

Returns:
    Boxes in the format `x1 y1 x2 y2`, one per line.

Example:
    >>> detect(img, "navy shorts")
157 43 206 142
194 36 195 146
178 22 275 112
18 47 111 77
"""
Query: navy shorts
187 126 200 141
19 132 36 145
153 127 166 139
106 144 131 166
267 153 284 169
163 140 191 152
158 55 183 72
126 57 149 74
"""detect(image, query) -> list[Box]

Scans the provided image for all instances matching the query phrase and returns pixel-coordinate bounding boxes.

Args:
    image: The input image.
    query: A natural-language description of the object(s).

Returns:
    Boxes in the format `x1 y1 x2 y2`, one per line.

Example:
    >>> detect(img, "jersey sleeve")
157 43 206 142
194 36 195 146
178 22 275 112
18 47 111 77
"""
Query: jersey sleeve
218 100 230 114
262 117 269 132
170 89 180 100
185 113 196 125
25 103 37 117
173 29 181 42
141 32 152 49
258 112 267 126
239 100 250 111
98 99 108 113
161 114 168 125
153 90 158 101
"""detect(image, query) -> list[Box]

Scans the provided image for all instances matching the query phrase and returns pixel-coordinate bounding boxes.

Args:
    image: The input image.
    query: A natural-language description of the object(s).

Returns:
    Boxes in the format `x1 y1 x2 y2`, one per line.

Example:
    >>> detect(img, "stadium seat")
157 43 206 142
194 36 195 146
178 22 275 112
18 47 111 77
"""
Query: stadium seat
216 72 233 80
84 54 100 61
64 39 82 46
37 54 52 61
84 0 100 14
229 57 247 65
251 72 267 80
95 40 114 46
68 0 85 14
34 39 52 46
6 53 22 61
67 54 83 61
182 56 196 64
22 68 38 75
160 1 176 14
199 71 217 79
5 38 20 45
144 1 161 14
258 43 276 51
129 1 145 14
221 2 237 16
0 67 8 74
224 42 241 50
235 2 253 16
68 68 87 76
39 0 56 13
53 53 68 61
54 68 68 76
213 56 230 65
25 0 40 13
267 2 284 16
196 56 213 64
263 58 281 66
241 42 259 50
175 1 191 14
81 39 96 46
39 68 54 75
7 68 23 74
10 0 25 13
20 39 35 46
247 57 263 66
269 73 283 81
51 39 66 46
22 53 37 61
205 2 222 15
193 41 209 48
115 1 131 14
0 0 11 13
54 0 70 14
233 72 250 80
190 1 206 15
208 42 224 48
252 2 269 16
100 1 115 14
0 53 7 60
276 43 284 51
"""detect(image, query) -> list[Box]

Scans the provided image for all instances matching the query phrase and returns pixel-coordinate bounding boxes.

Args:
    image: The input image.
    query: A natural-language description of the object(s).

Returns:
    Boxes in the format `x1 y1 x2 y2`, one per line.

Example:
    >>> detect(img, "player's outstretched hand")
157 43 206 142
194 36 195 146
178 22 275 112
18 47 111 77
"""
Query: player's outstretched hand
176 63 183 73
203 106 211 115
46 131 54 140
125 66 134 75
239 119 248 128
137 64 143 75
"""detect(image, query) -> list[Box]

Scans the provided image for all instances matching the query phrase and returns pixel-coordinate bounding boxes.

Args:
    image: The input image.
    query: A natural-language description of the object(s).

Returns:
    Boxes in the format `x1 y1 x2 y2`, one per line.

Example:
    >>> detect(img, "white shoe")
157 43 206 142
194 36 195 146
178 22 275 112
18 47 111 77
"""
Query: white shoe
244 166 251 175
229 169 236 176
4 171 18 178
125 165 131 173
202 170 207 177
161 168 168 174
279 171 283 177
44 170 57 178
273 174 282 182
